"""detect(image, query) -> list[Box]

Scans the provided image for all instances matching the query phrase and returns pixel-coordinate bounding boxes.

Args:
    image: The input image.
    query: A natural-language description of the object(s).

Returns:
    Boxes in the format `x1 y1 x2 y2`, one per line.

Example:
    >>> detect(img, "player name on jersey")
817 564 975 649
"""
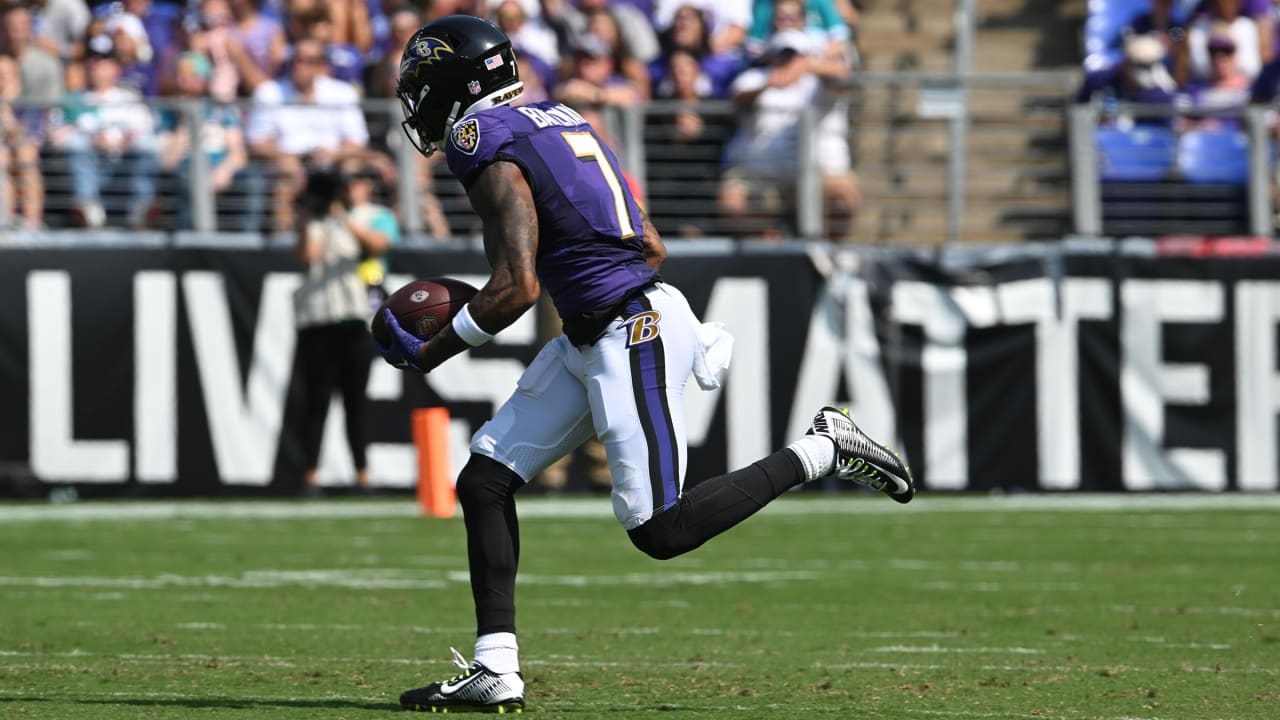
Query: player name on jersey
515 104 588 130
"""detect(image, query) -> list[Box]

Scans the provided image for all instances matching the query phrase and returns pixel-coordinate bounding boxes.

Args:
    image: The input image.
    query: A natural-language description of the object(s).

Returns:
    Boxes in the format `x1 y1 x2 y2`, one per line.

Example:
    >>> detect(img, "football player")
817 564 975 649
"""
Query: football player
380 14 916 713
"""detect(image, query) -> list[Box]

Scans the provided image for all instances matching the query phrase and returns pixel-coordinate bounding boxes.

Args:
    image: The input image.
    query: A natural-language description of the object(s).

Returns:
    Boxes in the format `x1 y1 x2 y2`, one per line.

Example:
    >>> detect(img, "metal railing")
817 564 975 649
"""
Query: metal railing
418 73 1081 246
838 71 1078 244
2 73 1085 245
1068 102 1273 238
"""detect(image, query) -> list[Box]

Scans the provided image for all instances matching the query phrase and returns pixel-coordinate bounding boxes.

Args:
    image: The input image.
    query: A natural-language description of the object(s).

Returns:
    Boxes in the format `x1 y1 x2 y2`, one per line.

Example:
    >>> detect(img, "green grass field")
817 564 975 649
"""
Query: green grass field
1 495 1277 720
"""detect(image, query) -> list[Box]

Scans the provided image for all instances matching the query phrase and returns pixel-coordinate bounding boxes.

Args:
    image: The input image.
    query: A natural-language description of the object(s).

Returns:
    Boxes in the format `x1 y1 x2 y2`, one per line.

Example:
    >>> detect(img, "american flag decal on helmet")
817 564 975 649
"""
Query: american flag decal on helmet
484 54 504 70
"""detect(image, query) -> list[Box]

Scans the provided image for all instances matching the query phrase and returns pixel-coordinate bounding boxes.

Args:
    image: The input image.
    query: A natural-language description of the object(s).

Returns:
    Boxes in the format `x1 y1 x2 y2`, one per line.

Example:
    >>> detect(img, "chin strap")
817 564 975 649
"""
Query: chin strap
433 100 464 155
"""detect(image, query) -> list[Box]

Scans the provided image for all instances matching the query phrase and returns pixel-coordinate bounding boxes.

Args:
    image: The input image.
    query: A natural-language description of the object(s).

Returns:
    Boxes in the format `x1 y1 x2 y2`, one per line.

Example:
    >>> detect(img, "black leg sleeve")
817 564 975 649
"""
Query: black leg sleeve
628 448 806 560
454 454 525 636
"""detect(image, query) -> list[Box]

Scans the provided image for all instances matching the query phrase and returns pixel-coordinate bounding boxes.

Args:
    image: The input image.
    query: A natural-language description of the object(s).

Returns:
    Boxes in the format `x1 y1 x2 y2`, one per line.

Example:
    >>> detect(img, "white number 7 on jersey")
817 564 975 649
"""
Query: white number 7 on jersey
561 131 637 240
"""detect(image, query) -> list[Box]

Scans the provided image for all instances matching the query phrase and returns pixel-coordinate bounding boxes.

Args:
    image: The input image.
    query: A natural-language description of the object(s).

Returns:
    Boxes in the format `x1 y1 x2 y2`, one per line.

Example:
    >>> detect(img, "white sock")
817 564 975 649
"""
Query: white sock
474 632 520 674
786 435 836 481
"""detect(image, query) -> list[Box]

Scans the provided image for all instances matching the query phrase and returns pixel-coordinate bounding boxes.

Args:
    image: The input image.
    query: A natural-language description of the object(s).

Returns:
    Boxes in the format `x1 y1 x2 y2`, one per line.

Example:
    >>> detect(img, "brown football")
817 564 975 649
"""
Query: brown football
371 277 479 345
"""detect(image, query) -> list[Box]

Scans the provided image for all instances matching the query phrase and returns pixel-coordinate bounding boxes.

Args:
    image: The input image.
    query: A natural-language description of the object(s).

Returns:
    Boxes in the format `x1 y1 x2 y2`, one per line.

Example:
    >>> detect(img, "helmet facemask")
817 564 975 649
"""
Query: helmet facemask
398 81 462 157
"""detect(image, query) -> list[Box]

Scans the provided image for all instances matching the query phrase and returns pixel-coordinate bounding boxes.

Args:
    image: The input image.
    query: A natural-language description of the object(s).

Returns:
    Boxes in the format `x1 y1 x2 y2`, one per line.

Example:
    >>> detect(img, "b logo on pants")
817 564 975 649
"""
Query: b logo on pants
621 310 661 348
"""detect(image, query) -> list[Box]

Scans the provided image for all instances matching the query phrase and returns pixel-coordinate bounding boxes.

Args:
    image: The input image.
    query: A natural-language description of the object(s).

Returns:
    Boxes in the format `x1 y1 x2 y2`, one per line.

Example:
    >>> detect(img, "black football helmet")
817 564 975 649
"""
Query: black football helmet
396 15 523 157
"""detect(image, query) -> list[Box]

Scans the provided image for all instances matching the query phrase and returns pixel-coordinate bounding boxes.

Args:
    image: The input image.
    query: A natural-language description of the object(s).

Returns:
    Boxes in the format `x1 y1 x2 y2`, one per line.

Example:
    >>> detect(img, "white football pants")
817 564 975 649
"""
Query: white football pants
470 282 699 530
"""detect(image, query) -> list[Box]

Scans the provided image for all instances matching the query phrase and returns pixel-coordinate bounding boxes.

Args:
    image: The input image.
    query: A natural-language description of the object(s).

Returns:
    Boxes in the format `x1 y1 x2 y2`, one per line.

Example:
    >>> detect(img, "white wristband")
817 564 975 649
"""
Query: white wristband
451 304 495 347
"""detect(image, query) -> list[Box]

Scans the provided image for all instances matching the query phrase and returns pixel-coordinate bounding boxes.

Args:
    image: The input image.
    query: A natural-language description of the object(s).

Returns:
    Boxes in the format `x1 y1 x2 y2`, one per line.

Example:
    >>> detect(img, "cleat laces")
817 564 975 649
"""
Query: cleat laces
445 647 474 680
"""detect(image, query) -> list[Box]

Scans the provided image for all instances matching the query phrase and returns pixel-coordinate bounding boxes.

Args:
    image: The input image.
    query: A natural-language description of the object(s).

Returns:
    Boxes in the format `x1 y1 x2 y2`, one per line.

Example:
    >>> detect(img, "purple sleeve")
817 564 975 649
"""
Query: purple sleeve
1190 0 1267 17
1252 59 1280 102
1243 0 1271 17
1076 67 1118 103
445 113 515 188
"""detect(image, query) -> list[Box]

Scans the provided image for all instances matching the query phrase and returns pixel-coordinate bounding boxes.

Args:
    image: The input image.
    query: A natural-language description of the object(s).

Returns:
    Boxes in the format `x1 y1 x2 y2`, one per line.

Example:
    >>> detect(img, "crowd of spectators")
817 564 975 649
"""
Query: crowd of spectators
0 0 865 239
1077 0 1280 129
0 0 863 239
1076 0 1280 228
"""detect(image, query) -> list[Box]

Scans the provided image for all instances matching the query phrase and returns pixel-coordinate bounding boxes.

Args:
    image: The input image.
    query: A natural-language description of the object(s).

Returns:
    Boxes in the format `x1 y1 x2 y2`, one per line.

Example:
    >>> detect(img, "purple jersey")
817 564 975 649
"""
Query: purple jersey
444 101 655 320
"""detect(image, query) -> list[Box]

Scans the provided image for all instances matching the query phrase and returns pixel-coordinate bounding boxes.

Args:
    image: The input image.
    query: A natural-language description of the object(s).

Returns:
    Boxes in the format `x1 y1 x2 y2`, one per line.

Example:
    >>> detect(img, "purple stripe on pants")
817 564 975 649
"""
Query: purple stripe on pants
636 336 679 509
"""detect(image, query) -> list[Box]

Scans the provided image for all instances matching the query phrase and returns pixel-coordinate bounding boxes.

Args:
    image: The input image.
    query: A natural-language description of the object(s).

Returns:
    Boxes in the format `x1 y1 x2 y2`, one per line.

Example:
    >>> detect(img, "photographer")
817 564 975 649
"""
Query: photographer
292 166 395 496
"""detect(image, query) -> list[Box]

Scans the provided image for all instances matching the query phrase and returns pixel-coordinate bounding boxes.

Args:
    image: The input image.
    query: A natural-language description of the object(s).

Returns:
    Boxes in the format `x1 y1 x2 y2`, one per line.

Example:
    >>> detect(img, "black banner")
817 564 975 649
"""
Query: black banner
2 244 1279 495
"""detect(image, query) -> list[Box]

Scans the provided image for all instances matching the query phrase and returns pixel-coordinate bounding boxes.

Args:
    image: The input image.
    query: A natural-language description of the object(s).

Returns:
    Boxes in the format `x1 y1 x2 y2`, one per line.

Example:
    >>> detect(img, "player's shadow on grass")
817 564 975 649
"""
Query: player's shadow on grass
72 697 392 712
24 697 748 714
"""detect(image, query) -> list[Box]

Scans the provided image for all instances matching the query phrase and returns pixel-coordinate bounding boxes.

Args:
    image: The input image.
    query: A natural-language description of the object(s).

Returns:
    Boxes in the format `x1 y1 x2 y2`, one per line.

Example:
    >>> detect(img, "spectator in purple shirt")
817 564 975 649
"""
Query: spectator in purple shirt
555 33 643 109
325 0 375 56
1077 34 1180 126
1126 0 1192 84
365 3 418 98
228 0 286 92
89 2 159 95
1250 20 1280 100
651 3 744 97
582 8 652 98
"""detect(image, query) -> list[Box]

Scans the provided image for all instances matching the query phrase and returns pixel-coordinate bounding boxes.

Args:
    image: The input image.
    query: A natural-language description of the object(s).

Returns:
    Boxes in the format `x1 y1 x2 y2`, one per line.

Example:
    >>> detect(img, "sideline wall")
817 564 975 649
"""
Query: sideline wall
2 239 1278 495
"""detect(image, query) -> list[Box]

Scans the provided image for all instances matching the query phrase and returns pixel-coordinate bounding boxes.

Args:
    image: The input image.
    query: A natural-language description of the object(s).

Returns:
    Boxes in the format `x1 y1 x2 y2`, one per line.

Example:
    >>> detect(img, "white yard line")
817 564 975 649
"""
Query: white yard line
0 688 390 703
65 619 980 641
2 494 1280 523
2 650 1274 676
0 568 820 591
815 660 1278 675
917 580 1086 592
869 645 1046 654
889 710 1085 720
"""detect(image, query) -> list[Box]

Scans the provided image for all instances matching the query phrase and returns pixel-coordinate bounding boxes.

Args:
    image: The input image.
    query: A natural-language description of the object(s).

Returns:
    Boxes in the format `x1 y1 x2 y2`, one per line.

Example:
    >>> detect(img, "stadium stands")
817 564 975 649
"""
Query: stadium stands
6 0 1278 243
1 0 1096 245
1097 124 1252 237
7 0 870 240
1078 0 1275 236
1096 125 1176 182
1176 128 1250 185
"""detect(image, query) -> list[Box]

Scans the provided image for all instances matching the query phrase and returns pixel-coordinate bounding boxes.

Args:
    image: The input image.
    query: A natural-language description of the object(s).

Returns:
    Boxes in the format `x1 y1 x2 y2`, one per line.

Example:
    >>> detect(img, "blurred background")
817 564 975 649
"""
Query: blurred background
3 0 1279 499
